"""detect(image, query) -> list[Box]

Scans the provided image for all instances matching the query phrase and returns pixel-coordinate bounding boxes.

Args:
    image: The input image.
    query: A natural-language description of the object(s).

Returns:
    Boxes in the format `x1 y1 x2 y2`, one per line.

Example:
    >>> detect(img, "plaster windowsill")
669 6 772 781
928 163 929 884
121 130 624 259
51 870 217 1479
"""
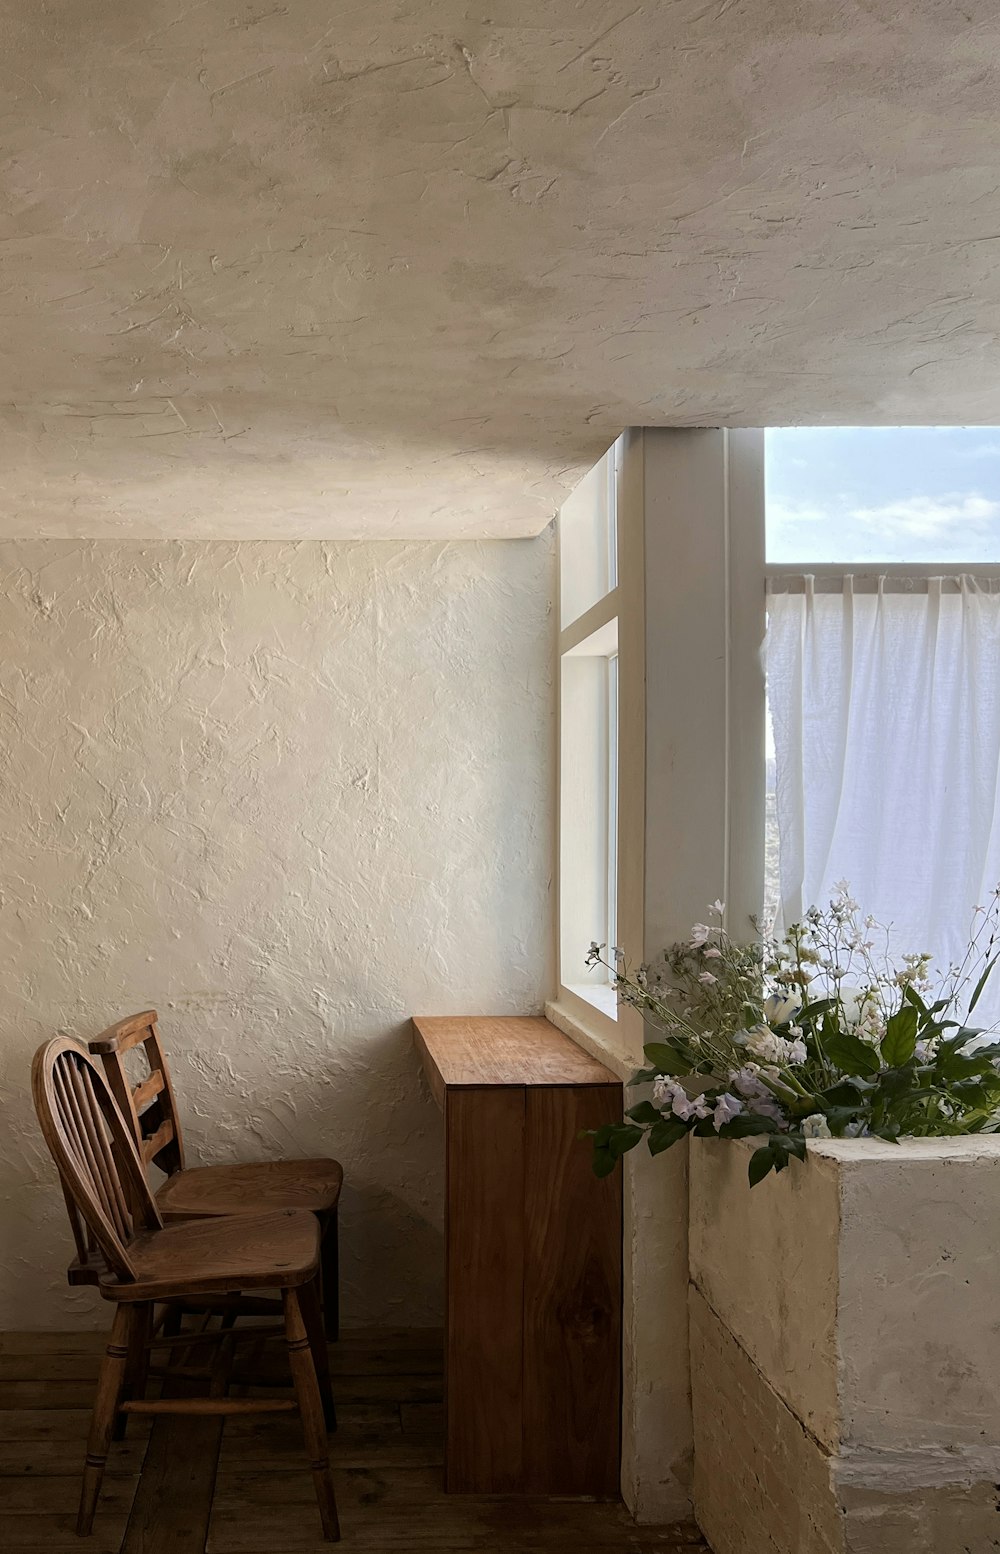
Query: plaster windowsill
564 982 618 1021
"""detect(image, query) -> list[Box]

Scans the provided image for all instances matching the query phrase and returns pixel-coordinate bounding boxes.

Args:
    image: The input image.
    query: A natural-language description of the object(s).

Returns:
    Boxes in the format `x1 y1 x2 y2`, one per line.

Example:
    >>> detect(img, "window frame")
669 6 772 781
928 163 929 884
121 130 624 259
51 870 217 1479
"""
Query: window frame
557 440 622 1023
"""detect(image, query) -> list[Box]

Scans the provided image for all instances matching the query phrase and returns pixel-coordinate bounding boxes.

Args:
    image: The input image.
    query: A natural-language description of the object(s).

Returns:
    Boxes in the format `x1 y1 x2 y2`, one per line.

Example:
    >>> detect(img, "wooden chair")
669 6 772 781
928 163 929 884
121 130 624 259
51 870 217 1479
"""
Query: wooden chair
82 1012 343 1339
32 1037 340 1541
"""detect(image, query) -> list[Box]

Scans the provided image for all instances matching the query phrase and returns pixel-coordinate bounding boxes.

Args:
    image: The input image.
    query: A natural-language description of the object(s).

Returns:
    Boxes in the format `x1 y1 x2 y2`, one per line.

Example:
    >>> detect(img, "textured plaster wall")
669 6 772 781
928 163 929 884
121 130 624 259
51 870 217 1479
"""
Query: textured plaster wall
0 536 554 1329
690 1137 1000 1553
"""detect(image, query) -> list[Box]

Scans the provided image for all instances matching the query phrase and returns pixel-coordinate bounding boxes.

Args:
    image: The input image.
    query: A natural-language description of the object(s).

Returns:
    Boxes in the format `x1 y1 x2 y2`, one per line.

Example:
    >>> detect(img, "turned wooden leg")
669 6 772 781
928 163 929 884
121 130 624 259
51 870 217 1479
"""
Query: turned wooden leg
320 1210 339 1342
283 1287 340 1542
77 1305 132 1536
299 1272 337 1430
114 1300 151 1441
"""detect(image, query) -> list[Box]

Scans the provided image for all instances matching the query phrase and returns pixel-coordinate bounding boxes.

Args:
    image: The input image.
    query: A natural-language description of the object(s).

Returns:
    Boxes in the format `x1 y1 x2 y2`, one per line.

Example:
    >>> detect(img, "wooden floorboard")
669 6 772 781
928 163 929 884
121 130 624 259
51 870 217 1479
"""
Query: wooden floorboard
121 1332 224 1554
0 1328 710 1554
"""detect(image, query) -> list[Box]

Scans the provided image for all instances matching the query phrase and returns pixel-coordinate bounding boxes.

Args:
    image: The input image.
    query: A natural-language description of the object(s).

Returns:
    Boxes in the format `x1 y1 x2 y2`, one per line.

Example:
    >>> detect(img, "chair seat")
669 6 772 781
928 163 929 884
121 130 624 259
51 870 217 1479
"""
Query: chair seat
98 1209 321 1302
155 1158 343 1220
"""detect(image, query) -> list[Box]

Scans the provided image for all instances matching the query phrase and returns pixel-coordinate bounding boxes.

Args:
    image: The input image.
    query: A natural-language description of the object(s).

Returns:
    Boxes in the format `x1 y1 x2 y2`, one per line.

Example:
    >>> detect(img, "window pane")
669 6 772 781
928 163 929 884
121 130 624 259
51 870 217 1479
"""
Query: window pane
560 620 619 1017
766 427 1000 563
559 442 618 626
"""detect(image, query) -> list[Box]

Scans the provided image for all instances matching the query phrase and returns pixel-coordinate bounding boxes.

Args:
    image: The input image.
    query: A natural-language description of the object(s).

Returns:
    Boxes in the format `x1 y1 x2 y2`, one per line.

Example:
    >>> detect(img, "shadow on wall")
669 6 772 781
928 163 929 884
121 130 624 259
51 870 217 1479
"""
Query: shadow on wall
0 535 554 1329
3 1015 447 1331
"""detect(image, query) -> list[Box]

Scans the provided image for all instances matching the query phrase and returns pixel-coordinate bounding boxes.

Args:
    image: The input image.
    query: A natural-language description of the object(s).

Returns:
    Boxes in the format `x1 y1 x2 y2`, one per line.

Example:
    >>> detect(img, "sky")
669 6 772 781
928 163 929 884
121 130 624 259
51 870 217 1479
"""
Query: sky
766 427 1000 563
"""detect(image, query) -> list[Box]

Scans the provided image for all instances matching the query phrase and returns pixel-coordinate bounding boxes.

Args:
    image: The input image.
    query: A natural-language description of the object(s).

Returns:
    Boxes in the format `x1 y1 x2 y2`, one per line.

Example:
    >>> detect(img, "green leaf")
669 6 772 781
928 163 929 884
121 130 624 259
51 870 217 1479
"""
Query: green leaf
642 1042 691 1076
747 1144 778 1186
873 1067 920 1102
797 997 839 1024
783 1133 807 1163
821 1078 875 1105
592 1146 618 1178
881 1006 919 1067
819 1105 865 1130
608 1124 645 1158
629 1066 660 1086
903 984 928 1014
823 1028 882 1077
626 1100 663 1125
969 954 999 1014
647 1118 691 1156
718 1114 780 1138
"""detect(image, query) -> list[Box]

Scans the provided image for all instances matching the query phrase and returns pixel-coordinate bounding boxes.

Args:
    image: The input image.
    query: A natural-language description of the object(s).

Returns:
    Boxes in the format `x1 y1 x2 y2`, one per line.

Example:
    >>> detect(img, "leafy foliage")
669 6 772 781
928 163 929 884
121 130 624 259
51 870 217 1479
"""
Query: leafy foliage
585 886 1000 1186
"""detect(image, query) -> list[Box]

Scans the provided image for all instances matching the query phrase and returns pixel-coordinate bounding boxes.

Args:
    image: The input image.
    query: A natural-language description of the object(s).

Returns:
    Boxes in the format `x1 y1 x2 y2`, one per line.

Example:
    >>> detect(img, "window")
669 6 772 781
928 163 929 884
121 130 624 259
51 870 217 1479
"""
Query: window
764 427 1000 1024
766 425 1000 564
558 440 621 1019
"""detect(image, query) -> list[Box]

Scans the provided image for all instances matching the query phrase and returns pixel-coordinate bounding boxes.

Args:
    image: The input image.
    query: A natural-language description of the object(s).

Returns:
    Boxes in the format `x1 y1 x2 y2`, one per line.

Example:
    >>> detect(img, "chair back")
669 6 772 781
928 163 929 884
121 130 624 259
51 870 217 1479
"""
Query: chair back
31 1037 162 1284
89 1011 186 1177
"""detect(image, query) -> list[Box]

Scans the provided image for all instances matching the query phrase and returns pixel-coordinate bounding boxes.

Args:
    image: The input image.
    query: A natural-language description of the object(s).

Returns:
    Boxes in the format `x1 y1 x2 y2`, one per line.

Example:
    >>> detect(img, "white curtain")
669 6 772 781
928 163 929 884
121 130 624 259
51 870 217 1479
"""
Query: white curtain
766 578 1000 1026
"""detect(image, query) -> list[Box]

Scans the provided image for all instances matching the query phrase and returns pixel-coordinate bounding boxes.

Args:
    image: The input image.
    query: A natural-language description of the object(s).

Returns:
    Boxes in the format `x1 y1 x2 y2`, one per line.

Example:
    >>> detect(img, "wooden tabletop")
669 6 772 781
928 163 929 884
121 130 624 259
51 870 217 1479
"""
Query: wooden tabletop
412 1016 620 1109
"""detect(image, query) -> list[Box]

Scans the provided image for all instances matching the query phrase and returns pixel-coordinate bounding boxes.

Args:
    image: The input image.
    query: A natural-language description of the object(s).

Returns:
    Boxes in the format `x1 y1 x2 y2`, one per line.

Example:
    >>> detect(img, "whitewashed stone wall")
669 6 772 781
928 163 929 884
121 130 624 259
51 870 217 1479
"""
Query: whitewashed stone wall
0 536 554 1329
690 1136 1000 1553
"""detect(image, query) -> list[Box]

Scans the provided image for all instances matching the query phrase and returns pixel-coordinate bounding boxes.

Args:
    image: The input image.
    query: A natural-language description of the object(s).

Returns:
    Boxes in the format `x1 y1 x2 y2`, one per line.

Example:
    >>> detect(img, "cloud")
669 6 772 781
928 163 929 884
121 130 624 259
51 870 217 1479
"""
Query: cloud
767 491 1000 562
849 493 1000 541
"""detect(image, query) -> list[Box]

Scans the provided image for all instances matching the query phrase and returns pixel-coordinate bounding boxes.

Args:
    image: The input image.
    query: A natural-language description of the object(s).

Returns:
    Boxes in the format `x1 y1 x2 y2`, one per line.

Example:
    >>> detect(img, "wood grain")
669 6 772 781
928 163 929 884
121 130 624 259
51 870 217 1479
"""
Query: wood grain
522 1086 622 1495
445 1087 524 1493
0 1329 709 1554
414 1018 624 1498
412 1016 619 1091
121 1330 224 1554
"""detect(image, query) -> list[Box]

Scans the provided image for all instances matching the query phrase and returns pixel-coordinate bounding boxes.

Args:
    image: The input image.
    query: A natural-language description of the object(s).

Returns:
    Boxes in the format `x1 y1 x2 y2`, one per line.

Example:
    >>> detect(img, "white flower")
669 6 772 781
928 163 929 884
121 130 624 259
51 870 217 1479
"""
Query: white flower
730 1066 787 1124
652 1076 711 1122
698 971 717 985
689 923 712 947
712 1092 743 1129
703 945 723 959
763 991 802 1026
746 1025 807 1067
709 900 726 916
802 1114 832 1139
839 987 885 1041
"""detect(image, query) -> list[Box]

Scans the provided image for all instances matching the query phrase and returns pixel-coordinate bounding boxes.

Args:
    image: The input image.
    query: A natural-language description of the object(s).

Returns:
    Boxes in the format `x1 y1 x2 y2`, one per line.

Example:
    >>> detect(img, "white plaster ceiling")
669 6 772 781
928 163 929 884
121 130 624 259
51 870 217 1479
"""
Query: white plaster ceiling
3 1 1000 539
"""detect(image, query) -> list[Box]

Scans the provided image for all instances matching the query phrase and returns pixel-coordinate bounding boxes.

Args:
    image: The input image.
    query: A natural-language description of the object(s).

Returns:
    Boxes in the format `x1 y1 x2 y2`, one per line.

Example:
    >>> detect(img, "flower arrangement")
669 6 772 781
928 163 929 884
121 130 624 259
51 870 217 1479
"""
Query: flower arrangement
588 885 1000 1186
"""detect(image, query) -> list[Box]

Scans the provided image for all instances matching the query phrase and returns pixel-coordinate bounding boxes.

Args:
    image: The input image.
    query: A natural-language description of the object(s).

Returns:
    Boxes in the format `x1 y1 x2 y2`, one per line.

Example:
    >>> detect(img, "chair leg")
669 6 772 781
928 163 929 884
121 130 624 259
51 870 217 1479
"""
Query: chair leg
299 1272 337 1431
320 1209 339 1342
77 1305 133 1536
114 1300 151 1441
283 1287 340 1542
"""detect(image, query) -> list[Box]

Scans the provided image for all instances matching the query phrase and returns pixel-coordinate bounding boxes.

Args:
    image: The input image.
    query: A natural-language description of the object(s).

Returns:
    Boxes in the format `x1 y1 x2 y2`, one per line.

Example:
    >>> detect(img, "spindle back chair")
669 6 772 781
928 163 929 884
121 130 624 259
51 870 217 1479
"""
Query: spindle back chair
85 1010 343 1339
35 1036 163 1283
88 1009 184 1176
32 1037 340 1542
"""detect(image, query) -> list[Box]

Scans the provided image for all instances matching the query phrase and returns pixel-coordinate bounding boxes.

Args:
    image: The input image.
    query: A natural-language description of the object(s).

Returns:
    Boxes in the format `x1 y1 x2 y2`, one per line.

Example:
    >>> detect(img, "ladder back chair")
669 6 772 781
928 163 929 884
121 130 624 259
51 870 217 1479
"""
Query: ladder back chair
85 1011 343 1338
32 1038 340 1541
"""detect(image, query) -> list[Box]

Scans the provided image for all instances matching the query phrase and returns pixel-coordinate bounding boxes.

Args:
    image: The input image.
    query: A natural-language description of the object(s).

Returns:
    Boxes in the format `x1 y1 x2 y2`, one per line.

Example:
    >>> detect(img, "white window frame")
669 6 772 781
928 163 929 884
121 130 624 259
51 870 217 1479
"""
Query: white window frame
557 440 622 1024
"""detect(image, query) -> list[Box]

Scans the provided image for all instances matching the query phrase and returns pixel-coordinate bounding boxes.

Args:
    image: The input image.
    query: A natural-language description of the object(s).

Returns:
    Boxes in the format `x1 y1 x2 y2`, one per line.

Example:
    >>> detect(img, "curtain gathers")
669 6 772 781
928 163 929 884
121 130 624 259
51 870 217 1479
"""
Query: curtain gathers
766 578 1000 1023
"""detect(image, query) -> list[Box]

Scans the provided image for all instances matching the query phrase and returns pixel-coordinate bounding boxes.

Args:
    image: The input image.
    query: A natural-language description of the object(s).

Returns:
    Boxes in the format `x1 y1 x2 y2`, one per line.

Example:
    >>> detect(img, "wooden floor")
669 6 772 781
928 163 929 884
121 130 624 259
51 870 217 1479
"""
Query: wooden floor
0 1327 710 1553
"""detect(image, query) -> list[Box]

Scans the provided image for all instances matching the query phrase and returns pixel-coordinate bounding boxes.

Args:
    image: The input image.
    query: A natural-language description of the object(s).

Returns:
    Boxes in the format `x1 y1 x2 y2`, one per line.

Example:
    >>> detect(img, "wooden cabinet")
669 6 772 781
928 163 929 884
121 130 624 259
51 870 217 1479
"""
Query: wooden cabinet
412 1016 623 1497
